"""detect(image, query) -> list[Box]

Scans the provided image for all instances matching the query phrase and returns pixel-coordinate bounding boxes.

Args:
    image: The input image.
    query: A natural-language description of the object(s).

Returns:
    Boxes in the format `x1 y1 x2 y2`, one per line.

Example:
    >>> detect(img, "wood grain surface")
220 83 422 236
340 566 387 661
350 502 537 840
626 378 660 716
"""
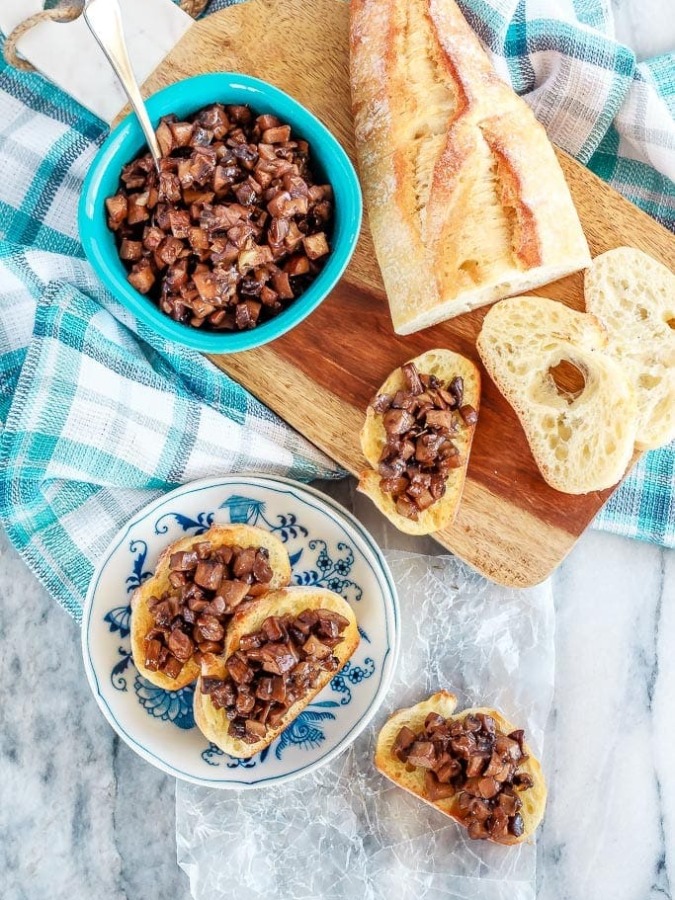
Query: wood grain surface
139 0 675 586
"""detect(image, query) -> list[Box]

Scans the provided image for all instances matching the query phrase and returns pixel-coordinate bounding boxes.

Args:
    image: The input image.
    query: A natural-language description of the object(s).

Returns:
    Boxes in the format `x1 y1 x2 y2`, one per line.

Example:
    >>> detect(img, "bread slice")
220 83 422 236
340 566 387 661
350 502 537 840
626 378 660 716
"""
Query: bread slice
375 691 547 845
194 586 360 759
358 349 480 534
349 0 590 335
476 296 637 494
584 247 675 451
130 524 291 690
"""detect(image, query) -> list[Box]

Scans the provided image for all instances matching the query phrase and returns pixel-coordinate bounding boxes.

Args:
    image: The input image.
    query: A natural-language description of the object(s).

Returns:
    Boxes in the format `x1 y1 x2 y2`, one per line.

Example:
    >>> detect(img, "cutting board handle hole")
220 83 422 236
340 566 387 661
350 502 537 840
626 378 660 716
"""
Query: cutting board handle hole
549 359 586 402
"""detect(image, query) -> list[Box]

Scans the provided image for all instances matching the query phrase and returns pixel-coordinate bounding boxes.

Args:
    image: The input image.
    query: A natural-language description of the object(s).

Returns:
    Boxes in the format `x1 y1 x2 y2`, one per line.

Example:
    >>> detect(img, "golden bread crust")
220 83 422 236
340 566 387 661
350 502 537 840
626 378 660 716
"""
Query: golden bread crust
349 0 591 334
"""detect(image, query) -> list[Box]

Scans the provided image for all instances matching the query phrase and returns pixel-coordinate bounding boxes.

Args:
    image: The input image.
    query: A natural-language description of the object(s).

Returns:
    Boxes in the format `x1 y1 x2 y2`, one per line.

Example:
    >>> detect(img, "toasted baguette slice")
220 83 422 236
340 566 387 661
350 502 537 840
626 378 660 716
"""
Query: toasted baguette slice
194 587 359 759
358 349 479 534
477 296 637 494
350 0 590 335
584 247 675 451
130 524 291 690
375 691 546 845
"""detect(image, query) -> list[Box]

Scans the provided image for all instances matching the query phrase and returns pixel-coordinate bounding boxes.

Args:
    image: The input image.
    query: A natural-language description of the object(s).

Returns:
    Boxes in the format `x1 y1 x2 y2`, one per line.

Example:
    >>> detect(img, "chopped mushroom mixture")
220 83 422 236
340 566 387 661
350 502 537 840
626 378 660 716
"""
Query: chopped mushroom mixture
106 103 333 331
201 607 349 744
371 363 478 520
143 541 274 679
392 712 534 841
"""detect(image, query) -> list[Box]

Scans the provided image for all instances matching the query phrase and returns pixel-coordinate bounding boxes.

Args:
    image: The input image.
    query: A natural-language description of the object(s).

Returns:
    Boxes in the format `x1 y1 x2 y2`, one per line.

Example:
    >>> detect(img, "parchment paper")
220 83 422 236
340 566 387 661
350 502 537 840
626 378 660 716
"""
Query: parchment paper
176 550 555 900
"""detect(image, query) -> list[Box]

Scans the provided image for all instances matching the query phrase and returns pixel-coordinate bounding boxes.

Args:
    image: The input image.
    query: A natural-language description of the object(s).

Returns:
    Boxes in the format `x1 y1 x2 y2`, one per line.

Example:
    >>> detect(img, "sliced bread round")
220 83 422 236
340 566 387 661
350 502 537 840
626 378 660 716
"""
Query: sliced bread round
476 295 637 494
584 247 675 451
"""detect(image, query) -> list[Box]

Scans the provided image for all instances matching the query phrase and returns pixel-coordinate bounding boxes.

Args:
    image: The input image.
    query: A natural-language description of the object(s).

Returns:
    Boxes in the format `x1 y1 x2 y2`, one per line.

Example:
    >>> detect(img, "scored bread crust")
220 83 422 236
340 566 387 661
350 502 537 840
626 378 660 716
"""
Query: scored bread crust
358 349 480 534
375 691 547 845
130 524 292 690
584 247 675 451
349 0 590 335
193 586 360 759
476 296 638 494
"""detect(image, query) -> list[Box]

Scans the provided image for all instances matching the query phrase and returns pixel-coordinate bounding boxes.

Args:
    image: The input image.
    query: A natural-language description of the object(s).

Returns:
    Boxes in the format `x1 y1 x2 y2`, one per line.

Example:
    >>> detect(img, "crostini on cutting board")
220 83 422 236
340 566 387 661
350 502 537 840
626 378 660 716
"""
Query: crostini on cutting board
359 350 479 534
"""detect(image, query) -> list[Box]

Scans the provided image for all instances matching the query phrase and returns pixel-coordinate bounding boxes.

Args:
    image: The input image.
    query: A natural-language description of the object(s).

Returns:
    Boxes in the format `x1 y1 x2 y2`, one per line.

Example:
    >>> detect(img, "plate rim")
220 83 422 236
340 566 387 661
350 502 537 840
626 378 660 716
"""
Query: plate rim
81 474 400 789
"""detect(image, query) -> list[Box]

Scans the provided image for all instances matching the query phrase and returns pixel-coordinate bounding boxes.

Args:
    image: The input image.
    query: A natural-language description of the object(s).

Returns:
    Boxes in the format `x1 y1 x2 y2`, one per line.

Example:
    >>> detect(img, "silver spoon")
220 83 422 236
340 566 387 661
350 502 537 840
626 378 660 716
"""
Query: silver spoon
83 0 162 169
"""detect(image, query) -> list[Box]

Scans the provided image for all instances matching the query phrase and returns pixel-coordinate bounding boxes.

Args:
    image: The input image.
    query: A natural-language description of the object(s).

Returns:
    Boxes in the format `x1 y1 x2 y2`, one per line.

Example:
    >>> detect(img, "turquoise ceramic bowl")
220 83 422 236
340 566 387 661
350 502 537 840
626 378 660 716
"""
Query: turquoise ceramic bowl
79 73 362 353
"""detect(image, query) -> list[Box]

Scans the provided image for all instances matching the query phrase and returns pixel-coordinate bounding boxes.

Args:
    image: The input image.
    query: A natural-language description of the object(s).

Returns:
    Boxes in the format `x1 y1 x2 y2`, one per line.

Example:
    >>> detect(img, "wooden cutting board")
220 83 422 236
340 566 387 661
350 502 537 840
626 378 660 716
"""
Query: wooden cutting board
139 0 675 587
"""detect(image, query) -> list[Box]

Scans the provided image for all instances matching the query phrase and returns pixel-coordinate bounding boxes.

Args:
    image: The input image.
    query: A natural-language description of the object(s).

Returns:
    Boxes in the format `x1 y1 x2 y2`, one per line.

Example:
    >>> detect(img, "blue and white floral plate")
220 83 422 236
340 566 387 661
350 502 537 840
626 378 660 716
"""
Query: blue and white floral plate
81 475 399 788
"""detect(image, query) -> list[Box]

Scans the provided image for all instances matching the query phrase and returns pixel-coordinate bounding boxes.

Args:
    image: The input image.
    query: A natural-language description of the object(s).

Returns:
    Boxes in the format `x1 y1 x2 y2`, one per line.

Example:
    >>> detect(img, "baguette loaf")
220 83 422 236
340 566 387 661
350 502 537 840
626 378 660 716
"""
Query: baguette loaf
375 691 546 845
349 0 590 334
584 247 675 450
194 587 359 758
476 296 637 494
359 349 480 534
130 524 291 690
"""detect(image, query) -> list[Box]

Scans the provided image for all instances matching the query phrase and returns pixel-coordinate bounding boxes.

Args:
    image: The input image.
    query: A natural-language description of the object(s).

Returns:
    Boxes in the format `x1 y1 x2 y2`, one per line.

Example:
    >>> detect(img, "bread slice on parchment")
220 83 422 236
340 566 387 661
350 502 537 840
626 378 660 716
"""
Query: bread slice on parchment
349 0 590 335
194 586 359 759
584 247 675 451
130 524 291 690
476 296 637 494
375 691 547 845
358 349 480 535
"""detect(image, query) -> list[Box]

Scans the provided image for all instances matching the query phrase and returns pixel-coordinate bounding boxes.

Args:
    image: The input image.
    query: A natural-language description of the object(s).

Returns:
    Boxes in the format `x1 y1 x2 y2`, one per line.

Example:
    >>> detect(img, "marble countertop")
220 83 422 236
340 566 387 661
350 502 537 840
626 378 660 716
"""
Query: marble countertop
2 1 674 898
3 477 674 900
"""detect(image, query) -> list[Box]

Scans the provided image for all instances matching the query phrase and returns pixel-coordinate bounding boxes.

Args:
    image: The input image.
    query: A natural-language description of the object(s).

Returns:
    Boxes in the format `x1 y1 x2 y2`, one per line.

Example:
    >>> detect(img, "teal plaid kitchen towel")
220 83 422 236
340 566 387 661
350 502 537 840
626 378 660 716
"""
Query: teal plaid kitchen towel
0 0 674 620
0 247 340 620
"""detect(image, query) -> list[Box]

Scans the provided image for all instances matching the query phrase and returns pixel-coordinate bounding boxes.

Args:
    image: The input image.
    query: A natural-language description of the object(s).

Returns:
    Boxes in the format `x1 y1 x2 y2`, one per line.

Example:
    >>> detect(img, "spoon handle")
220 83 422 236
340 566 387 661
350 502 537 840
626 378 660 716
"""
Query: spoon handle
83 0 162 168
